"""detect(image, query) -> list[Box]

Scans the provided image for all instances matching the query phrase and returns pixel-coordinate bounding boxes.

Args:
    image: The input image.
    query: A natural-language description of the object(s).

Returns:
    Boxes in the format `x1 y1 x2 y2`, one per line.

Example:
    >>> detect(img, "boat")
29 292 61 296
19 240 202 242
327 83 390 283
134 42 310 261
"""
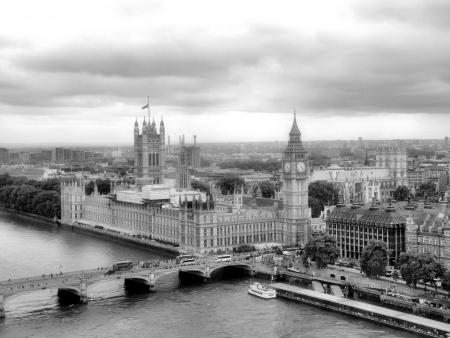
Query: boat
248 282 276 299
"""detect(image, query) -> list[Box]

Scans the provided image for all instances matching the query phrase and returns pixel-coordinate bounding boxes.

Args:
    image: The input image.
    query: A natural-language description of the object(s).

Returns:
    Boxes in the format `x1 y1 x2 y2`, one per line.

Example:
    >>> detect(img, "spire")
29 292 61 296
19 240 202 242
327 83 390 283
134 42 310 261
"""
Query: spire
289 110 301 136
134 117 139 135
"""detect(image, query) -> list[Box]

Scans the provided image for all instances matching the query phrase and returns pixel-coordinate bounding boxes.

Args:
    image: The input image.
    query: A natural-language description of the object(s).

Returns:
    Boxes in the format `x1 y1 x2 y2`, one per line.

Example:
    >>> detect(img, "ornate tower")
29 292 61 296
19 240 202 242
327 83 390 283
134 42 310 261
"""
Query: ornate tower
282 113 311 246
134 112 166 189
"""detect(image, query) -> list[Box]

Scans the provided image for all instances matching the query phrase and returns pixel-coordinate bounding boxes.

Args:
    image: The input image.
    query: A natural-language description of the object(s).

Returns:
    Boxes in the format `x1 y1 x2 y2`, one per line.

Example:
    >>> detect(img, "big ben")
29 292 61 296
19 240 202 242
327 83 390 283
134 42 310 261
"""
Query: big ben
282 113 311 247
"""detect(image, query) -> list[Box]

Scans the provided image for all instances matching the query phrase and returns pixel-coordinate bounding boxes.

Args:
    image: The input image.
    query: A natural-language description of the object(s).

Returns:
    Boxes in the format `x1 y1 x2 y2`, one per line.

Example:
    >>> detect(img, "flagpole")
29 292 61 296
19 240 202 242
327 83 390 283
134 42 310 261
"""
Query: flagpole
147 96 150 121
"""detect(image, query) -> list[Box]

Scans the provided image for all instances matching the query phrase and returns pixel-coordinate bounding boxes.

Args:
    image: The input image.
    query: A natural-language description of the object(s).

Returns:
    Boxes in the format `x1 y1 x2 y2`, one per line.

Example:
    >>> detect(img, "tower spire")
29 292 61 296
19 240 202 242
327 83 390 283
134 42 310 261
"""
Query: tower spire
289 109 300 136
147 96 150 122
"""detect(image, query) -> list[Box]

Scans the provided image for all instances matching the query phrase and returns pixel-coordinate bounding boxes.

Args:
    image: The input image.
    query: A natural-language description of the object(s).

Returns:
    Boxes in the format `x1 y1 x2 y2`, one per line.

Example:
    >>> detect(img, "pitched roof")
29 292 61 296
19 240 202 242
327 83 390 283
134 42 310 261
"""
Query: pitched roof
329 206 406 227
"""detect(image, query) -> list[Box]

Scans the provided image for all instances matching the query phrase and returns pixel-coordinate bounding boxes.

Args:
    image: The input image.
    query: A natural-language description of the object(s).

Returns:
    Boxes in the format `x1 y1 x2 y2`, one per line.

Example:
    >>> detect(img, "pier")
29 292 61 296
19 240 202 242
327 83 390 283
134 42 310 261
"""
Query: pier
272 283 450 338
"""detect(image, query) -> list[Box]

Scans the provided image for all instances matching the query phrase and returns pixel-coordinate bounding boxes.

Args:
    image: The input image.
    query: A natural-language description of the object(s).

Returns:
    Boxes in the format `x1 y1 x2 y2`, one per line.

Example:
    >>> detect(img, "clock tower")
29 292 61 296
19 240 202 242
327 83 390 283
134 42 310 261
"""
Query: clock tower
282 113 311 246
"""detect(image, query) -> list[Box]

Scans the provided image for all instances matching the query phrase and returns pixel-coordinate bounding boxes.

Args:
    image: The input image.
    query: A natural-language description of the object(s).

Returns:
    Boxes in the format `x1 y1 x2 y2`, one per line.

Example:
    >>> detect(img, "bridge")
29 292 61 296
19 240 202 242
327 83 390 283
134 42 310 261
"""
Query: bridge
0 259 277 318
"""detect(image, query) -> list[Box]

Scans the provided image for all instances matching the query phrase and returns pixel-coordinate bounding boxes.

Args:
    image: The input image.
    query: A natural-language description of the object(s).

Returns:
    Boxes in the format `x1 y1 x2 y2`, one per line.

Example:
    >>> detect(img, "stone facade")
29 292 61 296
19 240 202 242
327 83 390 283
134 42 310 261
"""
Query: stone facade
405 200 450 268
311 144 407 204
61 115 312 254
134 117 166 188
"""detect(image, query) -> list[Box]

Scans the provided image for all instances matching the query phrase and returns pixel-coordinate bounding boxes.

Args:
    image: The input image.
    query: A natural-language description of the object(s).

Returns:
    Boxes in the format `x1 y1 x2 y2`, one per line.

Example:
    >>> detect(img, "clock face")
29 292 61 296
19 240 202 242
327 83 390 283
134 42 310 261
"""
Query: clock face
297 161 306 173
284 162 290 172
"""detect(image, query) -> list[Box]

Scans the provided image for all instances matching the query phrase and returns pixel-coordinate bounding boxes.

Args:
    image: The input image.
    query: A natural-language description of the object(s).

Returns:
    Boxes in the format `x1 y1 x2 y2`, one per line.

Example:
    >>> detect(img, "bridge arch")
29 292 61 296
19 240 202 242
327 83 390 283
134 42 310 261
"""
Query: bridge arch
57 286 83 304
123 276 152 294
209 263 252 276
3 285 83 310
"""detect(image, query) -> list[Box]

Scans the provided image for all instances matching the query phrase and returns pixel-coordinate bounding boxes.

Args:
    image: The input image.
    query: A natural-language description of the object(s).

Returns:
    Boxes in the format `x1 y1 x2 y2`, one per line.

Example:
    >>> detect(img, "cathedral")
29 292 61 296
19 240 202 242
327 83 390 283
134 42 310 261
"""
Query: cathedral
311 144 408 204
61 114 312 253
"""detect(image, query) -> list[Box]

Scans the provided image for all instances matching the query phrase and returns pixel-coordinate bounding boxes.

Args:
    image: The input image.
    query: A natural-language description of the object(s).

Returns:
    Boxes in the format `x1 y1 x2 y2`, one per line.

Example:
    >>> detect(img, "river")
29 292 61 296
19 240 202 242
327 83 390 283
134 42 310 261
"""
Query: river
0 211 414 338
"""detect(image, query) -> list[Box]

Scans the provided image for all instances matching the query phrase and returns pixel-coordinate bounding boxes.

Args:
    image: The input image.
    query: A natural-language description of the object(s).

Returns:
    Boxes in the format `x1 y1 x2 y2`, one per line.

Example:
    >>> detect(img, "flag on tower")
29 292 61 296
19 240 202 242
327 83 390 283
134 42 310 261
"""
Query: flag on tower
142 103 149 109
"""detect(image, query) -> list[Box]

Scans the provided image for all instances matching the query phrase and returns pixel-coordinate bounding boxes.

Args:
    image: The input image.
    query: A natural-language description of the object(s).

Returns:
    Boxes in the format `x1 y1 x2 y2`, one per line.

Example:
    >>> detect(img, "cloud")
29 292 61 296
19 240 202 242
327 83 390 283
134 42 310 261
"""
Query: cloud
0 0 450 138
356 0 450 31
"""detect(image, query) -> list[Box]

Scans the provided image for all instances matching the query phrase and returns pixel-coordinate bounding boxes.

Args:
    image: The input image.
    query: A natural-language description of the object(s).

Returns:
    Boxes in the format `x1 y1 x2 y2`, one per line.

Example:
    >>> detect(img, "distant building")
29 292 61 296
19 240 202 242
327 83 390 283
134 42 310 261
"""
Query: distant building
375 144 407 186
18 152 30 164
408 168 430 191
0 148 9 164
311 144 408 204
41 150 53 162
52 147 65 162
177 135 201 189
405 199 450 268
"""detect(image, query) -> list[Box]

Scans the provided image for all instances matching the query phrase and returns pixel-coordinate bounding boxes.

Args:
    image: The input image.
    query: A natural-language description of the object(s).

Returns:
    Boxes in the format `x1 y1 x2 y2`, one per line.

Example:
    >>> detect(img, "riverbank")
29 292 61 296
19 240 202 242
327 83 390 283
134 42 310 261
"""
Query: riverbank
64 221 180 256
0 208 179 256
273 283 450 338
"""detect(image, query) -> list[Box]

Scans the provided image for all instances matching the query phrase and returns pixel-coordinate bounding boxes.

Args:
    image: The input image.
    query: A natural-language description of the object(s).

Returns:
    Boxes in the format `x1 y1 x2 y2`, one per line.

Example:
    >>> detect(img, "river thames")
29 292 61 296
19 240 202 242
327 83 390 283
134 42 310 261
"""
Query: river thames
0 211 415 338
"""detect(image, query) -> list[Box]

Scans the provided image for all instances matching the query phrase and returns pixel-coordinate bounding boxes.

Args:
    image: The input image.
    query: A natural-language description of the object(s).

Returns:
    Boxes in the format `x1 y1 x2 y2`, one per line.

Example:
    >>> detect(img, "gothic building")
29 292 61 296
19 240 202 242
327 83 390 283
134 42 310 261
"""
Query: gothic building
311 143 408 205
134 116 166 188
281 114 311 245
61 114 312 253
177 135 201 189
375 144 408 187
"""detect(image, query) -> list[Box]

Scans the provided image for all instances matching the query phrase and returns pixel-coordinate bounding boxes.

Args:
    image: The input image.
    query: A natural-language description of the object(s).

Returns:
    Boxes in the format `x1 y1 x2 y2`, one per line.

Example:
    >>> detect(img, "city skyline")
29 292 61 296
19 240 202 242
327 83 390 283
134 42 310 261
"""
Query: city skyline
1 0 450 145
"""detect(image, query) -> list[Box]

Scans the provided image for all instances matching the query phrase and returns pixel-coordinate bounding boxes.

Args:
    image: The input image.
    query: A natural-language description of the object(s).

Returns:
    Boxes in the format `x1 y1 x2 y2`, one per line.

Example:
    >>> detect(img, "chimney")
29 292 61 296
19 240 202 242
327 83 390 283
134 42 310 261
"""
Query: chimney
194 135 197 145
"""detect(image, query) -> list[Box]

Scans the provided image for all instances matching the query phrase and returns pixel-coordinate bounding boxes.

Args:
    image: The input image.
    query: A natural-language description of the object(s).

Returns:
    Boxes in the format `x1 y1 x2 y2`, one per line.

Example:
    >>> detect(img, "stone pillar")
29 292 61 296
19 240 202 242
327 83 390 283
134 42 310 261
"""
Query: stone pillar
0 294 5 319
205 266 210 279
272 266 278 283
149 273 155 289
80 282 88 304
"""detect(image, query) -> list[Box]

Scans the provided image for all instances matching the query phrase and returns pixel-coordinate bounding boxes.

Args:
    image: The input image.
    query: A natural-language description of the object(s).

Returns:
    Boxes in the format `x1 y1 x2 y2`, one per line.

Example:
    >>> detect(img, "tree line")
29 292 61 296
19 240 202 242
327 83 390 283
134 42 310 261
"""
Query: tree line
303 237 450 293
219 159 281 173
0 173 61 219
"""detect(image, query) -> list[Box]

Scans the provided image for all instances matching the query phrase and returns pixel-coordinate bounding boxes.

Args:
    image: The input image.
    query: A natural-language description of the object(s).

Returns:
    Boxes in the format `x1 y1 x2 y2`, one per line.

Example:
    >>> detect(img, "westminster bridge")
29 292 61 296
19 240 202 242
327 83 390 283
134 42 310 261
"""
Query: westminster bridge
0 259 277 318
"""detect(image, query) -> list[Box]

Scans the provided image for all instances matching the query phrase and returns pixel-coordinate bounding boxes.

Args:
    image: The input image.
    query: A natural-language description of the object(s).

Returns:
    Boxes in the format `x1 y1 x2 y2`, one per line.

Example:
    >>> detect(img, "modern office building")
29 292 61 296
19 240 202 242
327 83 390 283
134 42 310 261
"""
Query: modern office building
326 201 406 265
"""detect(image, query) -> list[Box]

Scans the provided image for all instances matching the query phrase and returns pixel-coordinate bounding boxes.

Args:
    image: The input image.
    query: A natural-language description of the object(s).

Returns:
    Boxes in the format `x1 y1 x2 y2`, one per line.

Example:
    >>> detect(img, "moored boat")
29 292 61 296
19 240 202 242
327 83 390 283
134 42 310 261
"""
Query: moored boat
248 282 276 299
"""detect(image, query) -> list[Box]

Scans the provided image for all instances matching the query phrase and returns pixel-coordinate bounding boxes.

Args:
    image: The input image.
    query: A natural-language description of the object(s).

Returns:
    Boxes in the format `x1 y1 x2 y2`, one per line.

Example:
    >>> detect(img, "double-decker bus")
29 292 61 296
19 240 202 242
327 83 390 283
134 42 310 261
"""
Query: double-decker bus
112 261 133 271
176 254 197 264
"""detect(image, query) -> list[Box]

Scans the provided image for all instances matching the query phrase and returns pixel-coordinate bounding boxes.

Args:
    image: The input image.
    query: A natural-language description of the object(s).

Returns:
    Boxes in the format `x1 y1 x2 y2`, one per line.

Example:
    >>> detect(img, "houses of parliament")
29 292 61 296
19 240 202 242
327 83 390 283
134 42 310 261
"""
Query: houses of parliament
61 113 312 254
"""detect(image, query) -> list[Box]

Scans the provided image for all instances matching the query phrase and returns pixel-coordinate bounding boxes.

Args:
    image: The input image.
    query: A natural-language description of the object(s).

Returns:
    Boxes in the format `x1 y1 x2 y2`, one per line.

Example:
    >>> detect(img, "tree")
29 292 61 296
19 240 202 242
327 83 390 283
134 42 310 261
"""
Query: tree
216 176 245 195
303 235 339 269
398 252 444 289
442 271 450 295
258 181 275 198
96 179 111 195
191 180 210 194
85 180 95 195
219 159 281 173
398 252 422 288
415 182 437 198
393 185 409 201
419 254 445 290
308 181 339 218
360 241 388 278
392 270 399 281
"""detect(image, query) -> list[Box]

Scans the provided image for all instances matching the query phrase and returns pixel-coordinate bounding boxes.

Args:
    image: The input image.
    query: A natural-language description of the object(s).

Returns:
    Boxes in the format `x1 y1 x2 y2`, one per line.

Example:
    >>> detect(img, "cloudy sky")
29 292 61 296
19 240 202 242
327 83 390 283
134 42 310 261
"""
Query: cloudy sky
0 0 449 145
